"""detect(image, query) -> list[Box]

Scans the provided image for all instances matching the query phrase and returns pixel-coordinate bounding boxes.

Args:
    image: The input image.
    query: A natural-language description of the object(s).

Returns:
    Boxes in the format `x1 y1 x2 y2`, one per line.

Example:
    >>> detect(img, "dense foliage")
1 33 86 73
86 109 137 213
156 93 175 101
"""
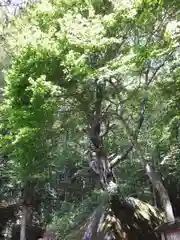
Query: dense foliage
0 0 179 238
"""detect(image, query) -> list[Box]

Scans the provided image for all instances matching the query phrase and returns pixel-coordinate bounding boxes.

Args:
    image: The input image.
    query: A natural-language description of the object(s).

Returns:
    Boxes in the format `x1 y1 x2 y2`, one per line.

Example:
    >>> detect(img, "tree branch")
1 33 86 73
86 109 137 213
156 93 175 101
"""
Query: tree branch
110 54 170 168
110 95 147 168
112 102 175 221
71 167 93 182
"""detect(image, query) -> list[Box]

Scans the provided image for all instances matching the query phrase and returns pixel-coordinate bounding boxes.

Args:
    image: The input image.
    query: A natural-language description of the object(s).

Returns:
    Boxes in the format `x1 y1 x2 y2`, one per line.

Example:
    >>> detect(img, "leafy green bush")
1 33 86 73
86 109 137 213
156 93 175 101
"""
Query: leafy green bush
47 190 103 239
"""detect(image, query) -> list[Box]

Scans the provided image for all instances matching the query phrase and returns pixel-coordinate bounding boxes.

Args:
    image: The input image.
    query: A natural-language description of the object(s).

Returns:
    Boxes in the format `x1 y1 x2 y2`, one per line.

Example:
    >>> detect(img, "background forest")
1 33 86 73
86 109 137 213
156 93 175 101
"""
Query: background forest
0 0 179 239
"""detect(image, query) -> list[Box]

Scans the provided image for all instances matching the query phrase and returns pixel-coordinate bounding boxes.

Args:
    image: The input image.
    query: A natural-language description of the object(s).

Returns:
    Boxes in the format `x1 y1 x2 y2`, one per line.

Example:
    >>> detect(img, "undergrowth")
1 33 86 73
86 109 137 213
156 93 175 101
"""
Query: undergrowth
47 190 104 239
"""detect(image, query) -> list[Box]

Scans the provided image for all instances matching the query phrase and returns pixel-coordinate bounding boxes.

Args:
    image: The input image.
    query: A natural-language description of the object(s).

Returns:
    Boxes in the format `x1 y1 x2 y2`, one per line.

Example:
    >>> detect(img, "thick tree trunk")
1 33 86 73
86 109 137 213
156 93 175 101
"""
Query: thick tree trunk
87 83 116 190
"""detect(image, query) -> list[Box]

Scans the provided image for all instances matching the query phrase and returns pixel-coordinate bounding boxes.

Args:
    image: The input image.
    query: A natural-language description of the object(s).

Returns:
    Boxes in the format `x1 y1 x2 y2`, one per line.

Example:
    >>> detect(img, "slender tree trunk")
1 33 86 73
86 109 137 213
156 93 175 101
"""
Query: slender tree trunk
134 143 175 222
145 163 175 222
20 181 34 240
27 205 33 226
120 116 175 222
20 204 28 240
152 184 157 207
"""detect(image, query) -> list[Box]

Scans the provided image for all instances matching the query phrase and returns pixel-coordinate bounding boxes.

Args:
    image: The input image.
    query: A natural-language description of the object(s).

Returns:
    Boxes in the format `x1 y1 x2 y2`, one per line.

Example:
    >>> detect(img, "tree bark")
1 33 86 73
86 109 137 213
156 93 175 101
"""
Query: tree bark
26 205 33 226
131 141 175 222
20 204 28 240
20 181 35 240
145 163 175 222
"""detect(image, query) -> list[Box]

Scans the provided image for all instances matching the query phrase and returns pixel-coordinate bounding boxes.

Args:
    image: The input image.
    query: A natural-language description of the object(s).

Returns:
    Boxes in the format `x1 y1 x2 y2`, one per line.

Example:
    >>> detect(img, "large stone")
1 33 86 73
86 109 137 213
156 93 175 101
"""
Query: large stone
67 197 165 240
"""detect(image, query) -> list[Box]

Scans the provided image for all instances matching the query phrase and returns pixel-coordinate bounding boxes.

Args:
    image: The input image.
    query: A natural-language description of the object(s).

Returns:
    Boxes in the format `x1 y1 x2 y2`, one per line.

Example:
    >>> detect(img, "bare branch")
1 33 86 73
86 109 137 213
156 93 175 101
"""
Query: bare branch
110 147 133 168
107 153 117 161
102 103 111 115
71 167 93 182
